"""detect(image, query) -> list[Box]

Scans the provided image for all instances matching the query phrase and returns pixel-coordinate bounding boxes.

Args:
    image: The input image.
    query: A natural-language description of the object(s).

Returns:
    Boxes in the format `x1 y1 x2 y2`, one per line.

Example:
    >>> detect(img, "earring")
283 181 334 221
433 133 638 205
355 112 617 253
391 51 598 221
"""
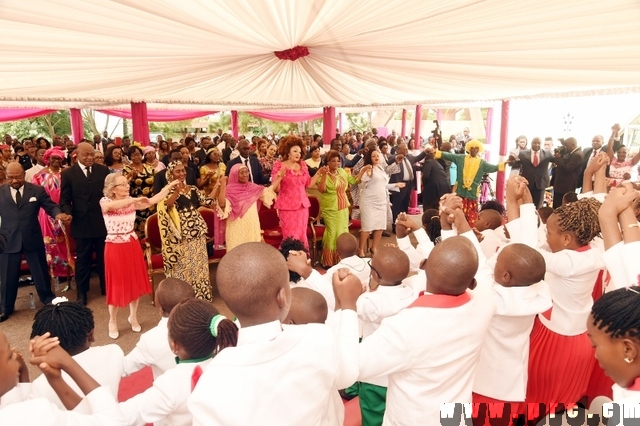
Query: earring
625 357 634 364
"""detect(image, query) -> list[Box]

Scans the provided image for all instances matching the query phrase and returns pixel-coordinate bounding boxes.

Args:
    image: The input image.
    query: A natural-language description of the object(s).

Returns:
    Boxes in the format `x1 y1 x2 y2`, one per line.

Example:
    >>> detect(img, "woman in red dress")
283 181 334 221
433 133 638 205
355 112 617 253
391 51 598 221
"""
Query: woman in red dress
100 173 178 339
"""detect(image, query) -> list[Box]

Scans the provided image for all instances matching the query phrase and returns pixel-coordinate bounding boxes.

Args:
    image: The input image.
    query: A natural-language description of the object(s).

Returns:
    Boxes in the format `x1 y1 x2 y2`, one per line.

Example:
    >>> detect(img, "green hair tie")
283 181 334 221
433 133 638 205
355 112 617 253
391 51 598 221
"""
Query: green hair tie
209 314 226 337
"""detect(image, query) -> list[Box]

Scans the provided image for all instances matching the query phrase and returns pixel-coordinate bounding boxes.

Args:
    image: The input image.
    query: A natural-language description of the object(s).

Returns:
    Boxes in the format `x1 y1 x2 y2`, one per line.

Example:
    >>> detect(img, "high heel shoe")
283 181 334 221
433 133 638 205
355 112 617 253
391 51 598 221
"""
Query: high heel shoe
128 316 141 333
108 321 119 339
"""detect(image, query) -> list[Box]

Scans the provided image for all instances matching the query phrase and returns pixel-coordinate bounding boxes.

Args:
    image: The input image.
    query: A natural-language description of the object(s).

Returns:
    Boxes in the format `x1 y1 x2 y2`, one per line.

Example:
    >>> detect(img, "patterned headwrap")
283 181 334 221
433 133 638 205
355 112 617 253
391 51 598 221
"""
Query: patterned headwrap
465 139 484 154
165 160 183 182
43 146 65 165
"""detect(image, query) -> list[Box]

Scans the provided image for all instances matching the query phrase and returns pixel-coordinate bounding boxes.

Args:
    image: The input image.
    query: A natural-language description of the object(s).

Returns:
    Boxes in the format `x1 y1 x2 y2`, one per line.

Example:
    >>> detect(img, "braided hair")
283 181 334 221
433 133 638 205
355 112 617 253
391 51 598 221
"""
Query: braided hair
280 237 308 283
422 209 442 243
553 197 601 246
30 302 94 355
168 298 237 359
591 286 640 340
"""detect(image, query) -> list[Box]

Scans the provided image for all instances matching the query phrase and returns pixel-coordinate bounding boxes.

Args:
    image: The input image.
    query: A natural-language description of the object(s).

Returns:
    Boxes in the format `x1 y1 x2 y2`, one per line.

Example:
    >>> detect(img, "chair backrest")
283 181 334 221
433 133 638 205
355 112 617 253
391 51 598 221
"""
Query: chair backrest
145 213 163 251
198 207 216 240
308 196 321 223
258 208 280 230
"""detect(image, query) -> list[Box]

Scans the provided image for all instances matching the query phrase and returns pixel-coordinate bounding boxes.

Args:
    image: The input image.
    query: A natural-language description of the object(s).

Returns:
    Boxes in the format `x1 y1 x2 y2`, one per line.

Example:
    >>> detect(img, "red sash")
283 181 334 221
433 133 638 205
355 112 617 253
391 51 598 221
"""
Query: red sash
409 292 471 308
541 244 593 321
191 365 203 392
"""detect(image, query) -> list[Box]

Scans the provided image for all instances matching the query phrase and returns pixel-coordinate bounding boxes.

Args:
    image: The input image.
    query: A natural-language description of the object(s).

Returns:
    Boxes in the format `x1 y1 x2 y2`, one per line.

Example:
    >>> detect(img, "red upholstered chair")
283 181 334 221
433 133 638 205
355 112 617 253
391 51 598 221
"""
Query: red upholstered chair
143 213 165 305
258 206 283 249
306 196 324 265
197 207 226 263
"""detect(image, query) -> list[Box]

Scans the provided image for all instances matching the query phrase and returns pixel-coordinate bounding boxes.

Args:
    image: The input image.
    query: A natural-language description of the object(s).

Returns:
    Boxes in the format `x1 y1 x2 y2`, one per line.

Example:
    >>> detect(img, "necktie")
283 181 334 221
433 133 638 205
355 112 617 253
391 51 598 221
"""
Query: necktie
404 159 413 181
533 151 539 167
86 166 92 181
15 189 21 205
244 158 253 182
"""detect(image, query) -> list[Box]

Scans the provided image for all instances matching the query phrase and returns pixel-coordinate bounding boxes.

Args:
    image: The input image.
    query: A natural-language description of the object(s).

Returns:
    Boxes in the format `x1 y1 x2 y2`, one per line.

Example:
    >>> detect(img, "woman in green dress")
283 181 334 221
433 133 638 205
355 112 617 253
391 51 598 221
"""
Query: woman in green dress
316 150 370 267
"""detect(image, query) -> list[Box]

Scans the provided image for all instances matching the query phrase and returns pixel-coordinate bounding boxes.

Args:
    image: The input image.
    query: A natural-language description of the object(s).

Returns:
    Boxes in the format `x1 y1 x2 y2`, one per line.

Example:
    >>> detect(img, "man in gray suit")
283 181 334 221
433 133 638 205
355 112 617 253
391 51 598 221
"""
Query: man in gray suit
512 137 553 208
0 163 71 321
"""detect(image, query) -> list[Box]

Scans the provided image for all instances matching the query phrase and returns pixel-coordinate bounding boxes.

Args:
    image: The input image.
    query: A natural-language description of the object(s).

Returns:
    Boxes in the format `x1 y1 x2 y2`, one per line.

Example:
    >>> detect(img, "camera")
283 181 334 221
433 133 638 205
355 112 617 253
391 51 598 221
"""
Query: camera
554 146 567 155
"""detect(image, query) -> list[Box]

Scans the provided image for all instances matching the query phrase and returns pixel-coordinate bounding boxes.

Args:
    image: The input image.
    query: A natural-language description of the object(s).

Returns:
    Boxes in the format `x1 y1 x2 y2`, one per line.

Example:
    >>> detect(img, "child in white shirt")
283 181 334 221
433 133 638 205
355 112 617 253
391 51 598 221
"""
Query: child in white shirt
28 298 124 411
0 331 125 425
188 242 361 426
123 277 195 379
119 298 237 426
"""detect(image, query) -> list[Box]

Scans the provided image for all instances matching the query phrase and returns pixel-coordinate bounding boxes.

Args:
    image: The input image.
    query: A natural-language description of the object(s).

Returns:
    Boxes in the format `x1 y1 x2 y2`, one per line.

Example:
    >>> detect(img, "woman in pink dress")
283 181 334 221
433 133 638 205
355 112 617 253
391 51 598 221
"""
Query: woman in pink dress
100 172 178 339
271 136 322 249
32 147 70 279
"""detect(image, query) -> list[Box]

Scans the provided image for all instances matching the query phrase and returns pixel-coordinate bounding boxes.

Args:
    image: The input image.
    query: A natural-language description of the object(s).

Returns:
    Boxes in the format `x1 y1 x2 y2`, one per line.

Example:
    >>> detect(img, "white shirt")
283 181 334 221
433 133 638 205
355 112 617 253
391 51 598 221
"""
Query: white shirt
603 241 640 291
325 255 371 290
0 387 125 426
473 281 552 401
604 383 640 425
119 359 210 426
29 345 124 412
188 311 359 426
123 317 176 379
25 164 44 183
9 185 24 203
396 228 435 272
358 230 496 425
79 163 91 177
479 229 505 259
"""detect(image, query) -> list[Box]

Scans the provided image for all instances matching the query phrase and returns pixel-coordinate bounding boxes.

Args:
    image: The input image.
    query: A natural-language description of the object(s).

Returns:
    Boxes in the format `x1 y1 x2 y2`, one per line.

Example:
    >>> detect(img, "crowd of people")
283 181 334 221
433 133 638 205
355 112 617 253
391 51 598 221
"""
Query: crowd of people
1 123 640 425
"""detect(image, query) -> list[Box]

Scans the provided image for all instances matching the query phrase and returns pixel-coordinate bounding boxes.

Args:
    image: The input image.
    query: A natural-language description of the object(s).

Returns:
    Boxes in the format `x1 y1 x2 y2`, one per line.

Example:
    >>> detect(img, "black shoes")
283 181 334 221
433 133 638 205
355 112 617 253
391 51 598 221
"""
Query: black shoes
77 292 87 306
0 313 10 322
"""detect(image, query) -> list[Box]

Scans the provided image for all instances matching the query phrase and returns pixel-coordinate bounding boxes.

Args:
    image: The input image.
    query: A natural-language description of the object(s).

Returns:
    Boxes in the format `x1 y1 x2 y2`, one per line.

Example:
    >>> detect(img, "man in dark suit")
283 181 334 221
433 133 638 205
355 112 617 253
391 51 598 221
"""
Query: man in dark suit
59 142 109 305
513 137 553 208
388 143 427 232
550 137 583 209
225 139 269 184
0 163 71 321
153 148 197 194
578 134 606 188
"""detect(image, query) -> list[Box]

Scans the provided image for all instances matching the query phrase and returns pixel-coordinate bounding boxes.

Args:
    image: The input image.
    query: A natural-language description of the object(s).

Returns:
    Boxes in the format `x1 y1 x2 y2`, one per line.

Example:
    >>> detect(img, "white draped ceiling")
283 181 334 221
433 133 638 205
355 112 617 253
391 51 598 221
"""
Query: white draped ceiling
1 0 640 110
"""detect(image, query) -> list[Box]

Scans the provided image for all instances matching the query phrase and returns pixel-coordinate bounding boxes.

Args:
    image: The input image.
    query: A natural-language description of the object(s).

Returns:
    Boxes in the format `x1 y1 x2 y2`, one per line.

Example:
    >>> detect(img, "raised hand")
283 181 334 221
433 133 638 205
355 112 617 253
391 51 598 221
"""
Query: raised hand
332 268 364 310
601 182 639 215
395 153 405 164
285 250 312 279
167 179 181 189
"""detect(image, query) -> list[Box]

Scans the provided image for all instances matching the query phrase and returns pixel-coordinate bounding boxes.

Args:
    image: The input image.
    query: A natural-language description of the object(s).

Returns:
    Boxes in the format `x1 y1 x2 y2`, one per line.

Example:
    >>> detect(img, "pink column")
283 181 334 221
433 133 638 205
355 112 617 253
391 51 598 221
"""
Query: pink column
401 109 407 139
409 105 422 211
338 112 343 134
131 102 150 146
231 111 239 139
322 107 336 149
436 109 442 122
484 107 494 162
69 108 84 144
496 100 510 204
413 105 422 150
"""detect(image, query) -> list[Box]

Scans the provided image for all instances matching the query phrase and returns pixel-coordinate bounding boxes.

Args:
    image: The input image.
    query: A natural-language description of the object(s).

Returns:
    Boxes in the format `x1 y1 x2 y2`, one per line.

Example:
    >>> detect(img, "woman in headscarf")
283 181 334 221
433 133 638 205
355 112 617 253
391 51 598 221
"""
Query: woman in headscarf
142 145 165 173
434 140 507 226
32 147 72 279
216 163 284 252
156 160 217 301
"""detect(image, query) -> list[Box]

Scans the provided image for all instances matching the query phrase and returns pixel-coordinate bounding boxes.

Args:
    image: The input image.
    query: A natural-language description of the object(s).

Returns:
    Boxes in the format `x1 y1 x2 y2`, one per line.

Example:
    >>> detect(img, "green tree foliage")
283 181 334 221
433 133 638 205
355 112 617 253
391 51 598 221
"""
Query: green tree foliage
0 110 98 141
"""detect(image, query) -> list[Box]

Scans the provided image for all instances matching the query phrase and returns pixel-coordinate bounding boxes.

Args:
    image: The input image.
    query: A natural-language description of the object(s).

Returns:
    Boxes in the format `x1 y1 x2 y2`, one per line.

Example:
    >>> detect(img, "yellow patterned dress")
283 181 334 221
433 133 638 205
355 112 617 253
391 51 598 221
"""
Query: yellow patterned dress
157 187 214 301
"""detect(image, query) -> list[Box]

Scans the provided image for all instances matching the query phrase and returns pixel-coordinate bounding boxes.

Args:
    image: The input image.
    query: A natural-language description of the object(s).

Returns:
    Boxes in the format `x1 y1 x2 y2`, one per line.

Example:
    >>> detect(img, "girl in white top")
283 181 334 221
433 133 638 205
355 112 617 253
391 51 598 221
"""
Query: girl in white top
28 298 124 412
588 287 640 425
511 178 605 418
119 298 238 426
0 332 125 425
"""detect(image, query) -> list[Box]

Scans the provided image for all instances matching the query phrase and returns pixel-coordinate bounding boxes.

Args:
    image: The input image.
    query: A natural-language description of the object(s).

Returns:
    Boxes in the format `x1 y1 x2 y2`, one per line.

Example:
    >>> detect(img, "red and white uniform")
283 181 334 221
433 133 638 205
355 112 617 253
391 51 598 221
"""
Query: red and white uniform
123 317 176 379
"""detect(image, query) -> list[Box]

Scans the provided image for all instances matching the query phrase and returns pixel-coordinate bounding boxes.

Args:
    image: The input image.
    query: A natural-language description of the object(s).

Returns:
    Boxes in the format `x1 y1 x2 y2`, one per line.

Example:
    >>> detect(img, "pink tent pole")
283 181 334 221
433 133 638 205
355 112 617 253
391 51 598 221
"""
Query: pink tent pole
401 109 407 139
231 111 239 139
69 108 84 144
436 109 442 122
338 113 343 134
413 105 422 150
409 105 422 211
131 102 150 146
322 107 336 148
496 100 510 204
484 107 494 162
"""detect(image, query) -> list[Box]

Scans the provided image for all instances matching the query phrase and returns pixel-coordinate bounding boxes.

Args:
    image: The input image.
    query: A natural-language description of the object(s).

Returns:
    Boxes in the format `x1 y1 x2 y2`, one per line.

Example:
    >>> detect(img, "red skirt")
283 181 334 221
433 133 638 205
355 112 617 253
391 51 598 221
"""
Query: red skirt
525 318 595 415
104 237 151 307
462 197 479 227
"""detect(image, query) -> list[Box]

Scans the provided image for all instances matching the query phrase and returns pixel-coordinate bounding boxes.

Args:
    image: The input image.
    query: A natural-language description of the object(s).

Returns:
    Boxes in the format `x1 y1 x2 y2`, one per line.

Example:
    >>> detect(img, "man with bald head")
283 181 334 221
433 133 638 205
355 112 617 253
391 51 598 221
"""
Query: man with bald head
579 134 606 191
0 163 71 321
60 142 110 304
224 139 268 184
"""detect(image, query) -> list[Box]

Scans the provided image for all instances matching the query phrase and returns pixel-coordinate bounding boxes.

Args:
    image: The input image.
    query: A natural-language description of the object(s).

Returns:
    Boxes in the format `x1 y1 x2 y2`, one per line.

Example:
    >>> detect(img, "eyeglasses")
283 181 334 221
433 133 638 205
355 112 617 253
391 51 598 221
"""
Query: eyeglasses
367 259 380 280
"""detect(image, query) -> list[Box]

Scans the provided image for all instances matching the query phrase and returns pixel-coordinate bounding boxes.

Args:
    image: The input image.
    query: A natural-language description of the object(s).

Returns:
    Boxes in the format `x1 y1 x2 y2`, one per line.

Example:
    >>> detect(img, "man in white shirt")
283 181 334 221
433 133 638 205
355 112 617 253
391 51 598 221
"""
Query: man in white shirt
25 148 46 182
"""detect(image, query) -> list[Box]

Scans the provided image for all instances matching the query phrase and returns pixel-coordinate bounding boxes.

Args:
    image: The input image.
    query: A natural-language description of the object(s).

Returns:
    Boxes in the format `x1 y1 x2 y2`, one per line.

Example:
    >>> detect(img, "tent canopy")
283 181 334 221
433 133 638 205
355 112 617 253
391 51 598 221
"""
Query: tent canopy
1 0 640 110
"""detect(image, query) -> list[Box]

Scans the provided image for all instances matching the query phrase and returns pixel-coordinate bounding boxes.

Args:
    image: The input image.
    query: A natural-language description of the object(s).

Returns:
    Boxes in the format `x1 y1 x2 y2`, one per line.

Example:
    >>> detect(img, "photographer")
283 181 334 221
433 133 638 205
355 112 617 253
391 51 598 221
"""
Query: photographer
549 137 583 209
